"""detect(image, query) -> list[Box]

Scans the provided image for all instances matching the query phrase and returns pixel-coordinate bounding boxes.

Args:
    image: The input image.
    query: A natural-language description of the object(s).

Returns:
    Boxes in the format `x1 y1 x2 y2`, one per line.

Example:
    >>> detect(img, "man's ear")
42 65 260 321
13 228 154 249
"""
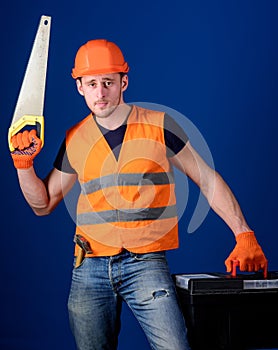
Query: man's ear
76 78 84 96
121 75 128 92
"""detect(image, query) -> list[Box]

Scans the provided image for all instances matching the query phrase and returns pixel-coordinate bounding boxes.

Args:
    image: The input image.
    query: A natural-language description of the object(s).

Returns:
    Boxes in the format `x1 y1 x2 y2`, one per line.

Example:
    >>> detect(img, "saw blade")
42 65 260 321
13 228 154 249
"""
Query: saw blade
8 15 51 151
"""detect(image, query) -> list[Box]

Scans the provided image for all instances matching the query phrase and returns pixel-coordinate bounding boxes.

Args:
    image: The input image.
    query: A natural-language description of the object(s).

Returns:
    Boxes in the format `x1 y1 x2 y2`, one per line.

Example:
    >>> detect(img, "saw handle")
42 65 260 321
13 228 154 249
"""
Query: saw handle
8 115 44 151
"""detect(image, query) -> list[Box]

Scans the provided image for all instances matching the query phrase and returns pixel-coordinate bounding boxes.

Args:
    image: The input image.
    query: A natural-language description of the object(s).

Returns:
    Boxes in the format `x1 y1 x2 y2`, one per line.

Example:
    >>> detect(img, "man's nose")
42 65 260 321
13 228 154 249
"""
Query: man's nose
96 84 106 98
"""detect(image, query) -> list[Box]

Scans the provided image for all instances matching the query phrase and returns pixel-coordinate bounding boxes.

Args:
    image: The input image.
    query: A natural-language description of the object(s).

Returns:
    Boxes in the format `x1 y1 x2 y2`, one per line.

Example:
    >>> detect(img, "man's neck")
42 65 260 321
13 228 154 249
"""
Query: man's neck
95 103 132 130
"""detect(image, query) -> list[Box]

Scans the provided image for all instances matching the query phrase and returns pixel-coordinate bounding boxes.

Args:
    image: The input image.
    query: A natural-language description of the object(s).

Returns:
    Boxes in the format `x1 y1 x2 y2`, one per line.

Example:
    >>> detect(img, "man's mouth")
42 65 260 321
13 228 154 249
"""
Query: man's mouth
95 101 108 108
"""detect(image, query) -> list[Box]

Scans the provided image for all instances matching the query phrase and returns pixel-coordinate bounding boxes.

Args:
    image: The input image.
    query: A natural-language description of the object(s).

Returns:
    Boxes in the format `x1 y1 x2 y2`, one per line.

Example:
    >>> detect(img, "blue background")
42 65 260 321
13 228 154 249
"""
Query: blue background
1 1 278 349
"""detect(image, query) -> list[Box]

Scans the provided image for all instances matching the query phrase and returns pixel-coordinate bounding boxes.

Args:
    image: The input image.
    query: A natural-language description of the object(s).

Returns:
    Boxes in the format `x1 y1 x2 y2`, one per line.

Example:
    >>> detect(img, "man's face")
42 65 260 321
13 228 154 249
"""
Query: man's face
76 73 128 119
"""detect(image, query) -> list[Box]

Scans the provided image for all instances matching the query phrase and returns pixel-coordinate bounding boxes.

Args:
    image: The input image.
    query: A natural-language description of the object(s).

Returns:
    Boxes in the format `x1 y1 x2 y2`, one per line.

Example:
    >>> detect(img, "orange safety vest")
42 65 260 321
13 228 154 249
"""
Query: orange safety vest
66 105 179 256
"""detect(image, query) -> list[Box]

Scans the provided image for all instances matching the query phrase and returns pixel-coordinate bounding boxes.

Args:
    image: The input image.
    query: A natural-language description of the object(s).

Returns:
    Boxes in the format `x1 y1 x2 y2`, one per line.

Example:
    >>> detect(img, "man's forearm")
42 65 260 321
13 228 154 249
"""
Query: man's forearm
17 167 50 214
204 171 251 236
171 143 252 236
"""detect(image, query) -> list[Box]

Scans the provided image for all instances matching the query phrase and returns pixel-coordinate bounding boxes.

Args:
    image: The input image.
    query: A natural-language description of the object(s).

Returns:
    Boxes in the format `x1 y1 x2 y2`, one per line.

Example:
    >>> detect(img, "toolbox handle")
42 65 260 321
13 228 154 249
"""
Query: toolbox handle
231 259 268 278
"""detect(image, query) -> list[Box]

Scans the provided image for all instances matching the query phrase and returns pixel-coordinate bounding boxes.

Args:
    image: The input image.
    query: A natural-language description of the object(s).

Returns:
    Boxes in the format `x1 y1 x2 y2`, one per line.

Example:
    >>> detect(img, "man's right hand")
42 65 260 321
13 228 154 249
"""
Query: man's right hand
10 129 42 169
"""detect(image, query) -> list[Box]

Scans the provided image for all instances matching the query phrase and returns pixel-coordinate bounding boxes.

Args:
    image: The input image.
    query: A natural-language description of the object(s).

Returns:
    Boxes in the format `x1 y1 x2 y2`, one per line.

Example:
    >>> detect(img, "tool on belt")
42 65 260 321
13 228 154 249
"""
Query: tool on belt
74 234 93 268
8 15 51 151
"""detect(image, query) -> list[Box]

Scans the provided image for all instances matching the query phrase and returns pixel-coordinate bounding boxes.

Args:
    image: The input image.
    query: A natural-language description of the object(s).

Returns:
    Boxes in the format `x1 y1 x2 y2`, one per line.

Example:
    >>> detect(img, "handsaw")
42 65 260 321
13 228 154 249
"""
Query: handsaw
8 15 51 151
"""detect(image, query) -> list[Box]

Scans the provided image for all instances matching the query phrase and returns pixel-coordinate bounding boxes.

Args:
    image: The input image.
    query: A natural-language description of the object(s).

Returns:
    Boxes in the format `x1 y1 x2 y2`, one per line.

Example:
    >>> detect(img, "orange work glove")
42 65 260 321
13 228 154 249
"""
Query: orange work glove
10 129 42 169
225 231 268 273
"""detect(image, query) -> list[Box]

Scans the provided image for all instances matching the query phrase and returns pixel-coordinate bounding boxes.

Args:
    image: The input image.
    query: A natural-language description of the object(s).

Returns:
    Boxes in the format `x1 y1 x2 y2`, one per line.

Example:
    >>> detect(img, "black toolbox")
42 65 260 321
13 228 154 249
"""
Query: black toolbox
174 271 278 350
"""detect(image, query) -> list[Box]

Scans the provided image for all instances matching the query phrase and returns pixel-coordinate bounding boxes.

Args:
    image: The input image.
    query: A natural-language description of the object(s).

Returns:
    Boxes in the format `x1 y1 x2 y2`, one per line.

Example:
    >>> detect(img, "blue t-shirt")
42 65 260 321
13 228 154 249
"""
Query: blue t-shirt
54 113 188 174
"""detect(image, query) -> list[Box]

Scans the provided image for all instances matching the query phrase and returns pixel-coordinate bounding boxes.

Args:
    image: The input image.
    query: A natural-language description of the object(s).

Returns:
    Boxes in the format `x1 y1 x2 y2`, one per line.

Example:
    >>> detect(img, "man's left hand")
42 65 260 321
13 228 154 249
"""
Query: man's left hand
225 231 268 273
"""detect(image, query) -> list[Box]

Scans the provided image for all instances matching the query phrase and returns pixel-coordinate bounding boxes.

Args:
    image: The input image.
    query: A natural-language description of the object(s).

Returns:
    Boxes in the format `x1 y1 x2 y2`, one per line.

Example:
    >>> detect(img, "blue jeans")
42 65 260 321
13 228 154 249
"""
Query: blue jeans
68 250 191 350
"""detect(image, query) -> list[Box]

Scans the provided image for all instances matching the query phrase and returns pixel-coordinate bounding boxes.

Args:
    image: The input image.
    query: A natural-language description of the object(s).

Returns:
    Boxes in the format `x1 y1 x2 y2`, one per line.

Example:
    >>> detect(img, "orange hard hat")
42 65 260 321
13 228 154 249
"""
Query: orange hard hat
71 39 129 78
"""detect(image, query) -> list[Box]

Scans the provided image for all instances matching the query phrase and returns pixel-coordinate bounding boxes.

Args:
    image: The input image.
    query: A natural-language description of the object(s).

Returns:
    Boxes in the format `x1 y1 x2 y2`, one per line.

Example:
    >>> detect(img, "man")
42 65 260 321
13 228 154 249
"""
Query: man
10 39 267 350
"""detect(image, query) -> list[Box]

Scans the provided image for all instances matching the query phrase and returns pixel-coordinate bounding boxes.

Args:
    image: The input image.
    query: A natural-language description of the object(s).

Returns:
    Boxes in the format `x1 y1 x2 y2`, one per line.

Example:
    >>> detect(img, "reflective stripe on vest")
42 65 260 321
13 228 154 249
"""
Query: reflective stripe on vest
77 204 177 225
80 171 175 195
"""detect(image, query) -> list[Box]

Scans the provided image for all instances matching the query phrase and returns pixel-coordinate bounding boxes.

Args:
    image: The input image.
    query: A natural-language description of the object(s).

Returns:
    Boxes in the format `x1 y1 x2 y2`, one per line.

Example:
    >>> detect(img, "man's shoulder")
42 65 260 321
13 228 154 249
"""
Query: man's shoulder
129 104 165 126
67 114 93 133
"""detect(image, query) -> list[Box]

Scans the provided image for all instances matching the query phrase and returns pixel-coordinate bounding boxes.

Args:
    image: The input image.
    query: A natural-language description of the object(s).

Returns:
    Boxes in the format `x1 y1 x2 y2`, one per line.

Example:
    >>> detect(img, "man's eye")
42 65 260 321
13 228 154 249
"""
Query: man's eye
104 81 112 87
